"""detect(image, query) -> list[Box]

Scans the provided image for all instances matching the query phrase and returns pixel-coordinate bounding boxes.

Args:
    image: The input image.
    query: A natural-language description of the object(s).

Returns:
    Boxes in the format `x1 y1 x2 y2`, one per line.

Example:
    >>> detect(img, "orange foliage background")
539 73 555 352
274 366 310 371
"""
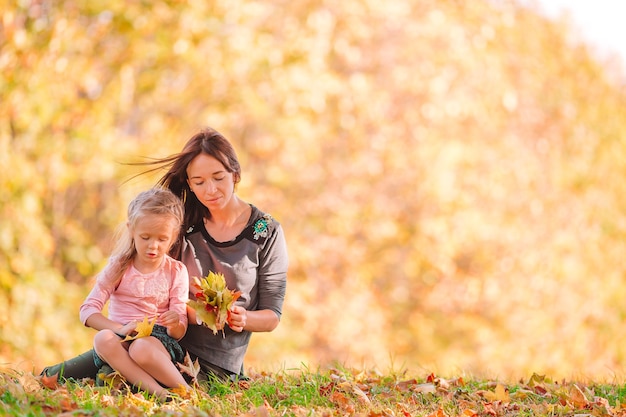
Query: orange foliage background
2 0 626 381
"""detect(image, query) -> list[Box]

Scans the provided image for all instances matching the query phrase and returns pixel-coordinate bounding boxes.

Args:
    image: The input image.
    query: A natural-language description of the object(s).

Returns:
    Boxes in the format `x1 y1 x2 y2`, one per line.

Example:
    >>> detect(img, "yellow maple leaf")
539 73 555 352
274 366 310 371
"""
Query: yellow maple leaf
495 383 510 403
121 316 156 342
170 384 192 399
97 369 126 388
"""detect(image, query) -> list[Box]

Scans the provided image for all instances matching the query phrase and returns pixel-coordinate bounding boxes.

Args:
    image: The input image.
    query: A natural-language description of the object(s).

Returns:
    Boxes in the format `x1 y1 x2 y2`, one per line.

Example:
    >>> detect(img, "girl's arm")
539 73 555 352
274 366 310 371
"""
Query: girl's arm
84 312 135 336
158 310 187 340
80 258 121 326
162 261 190 340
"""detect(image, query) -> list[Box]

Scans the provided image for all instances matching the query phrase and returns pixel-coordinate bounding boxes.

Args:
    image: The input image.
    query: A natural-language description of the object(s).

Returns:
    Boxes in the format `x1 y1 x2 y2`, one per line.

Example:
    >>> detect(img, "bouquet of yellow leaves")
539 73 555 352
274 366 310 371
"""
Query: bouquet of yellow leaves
187 271 241 335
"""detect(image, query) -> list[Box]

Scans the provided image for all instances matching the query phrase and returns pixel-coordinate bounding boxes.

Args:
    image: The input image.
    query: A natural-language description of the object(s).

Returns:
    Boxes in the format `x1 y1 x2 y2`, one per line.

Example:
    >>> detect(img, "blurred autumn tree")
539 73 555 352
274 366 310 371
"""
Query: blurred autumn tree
1 0 626 379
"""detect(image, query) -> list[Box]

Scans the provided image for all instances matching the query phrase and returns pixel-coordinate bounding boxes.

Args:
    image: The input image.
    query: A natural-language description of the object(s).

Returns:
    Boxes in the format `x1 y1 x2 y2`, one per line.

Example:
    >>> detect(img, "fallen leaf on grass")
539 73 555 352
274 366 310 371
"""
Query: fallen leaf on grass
569 384 589 409
525 373 549 396
395 378 417 391
40 393 79 414
40 372 60 390
127 392 155 408
319 381 335 397
170 384 192 399
396 402 414 417
509 388 535 400
177 351 200 384
330 391 355 413
18 372 42 393
426 406 448 417
99 395 117 407
240 405 271 417
338 381 370 403
394 378 437 394
527 373 547 387
495 383 510 402
414 383 437 394
479 383 509 402
425 373 464 391
97 368 126 389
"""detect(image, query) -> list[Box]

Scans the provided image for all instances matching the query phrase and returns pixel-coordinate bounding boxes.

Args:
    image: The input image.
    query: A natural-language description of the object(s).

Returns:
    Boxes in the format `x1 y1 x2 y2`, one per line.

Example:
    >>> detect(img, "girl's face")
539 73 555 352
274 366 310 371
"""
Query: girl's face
130 213 178 269
186 153 236 211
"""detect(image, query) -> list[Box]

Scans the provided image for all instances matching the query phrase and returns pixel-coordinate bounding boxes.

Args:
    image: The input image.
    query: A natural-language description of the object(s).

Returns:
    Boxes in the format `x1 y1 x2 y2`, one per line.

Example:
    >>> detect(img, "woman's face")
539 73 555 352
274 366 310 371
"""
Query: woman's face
186 153 236 211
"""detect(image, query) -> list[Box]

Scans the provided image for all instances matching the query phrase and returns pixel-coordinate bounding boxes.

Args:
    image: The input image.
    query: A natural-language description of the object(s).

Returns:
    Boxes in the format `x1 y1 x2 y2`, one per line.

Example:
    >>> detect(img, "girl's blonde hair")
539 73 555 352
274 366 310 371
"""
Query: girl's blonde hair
109 187 184 282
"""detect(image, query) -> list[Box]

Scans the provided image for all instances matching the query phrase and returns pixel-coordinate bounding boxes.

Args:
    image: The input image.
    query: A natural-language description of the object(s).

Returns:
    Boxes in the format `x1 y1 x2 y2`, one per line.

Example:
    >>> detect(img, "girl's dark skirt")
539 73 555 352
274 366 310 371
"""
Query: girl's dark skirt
93 324 185 368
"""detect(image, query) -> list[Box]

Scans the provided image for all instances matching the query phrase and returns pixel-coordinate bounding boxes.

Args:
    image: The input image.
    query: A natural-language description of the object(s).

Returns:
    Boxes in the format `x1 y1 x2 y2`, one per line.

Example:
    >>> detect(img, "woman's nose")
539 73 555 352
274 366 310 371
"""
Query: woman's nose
204 180 217 194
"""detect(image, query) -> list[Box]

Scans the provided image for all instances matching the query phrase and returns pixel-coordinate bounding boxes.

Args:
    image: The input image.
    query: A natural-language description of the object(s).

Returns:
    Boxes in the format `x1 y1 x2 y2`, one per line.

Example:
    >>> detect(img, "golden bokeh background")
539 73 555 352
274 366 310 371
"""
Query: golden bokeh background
2 0 626 381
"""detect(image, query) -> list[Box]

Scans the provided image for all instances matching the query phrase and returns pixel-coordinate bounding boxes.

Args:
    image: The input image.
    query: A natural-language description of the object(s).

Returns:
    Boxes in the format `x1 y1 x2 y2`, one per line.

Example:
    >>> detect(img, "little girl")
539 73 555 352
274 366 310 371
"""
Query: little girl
79 187 191 398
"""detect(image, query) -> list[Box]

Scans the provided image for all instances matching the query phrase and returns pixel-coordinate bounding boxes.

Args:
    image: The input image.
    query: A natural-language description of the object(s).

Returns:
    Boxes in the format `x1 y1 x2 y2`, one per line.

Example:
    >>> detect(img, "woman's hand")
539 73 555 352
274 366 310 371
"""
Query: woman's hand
227 305 247 332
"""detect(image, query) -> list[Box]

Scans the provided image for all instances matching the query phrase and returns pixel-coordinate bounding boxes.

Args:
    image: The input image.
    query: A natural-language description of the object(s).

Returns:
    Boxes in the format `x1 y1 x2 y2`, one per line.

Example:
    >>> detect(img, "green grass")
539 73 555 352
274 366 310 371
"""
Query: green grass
2 365 626 416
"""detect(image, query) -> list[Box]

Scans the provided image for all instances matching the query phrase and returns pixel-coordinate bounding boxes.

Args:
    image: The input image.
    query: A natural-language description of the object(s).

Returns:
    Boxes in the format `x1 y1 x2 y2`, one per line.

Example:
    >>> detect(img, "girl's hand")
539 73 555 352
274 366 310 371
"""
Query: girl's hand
116 320 138 337
228 305 247 332
157 311 181 330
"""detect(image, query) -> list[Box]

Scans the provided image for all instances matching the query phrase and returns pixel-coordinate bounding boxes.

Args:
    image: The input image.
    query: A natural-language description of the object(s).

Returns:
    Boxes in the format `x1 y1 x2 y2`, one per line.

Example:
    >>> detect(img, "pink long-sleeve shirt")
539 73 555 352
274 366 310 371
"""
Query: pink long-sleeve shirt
80 255 189 327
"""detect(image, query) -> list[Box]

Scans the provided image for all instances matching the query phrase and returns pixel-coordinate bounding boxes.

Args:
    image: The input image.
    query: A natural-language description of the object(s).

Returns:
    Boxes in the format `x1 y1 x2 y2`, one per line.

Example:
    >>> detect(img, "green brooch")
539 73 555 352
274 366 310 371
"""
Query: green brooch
253 214 273 240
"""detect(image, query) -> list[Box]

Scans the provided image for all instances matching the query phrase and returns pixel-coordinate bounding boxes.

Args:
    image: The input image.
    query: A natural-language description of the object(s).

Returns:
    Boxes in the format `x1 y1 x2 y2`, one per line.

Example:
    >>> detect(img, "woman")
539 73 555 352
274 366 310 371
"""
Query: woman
42 127 288 382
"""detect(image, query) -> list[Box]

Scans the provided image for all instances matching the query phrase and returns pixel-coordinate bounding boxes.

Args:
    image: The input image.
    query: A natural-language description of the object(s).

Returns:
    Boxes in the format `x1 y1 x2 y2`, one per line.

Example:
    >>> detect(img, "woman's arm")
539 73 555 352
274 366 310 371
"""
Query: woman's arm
253 222 288 328
228 306 279 332
229 220 287 333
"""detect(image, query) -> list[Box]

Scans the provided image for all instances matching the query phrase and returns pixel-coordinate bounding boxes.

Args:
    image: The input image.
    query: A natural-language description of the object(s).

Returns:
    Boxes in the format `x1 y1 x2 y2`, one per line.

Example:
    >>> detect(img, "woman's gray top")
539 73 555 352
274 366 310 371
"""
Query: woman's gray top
179 204 288 375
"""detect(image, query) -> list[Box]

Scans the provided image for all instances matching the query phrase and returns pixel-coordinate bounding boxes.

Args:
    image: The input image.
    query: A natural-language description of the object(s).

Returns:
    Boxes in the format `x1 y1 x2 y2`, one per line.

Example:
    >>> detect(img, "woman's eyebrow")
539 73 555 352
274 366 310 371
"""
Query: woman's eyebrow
189 170 226 179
